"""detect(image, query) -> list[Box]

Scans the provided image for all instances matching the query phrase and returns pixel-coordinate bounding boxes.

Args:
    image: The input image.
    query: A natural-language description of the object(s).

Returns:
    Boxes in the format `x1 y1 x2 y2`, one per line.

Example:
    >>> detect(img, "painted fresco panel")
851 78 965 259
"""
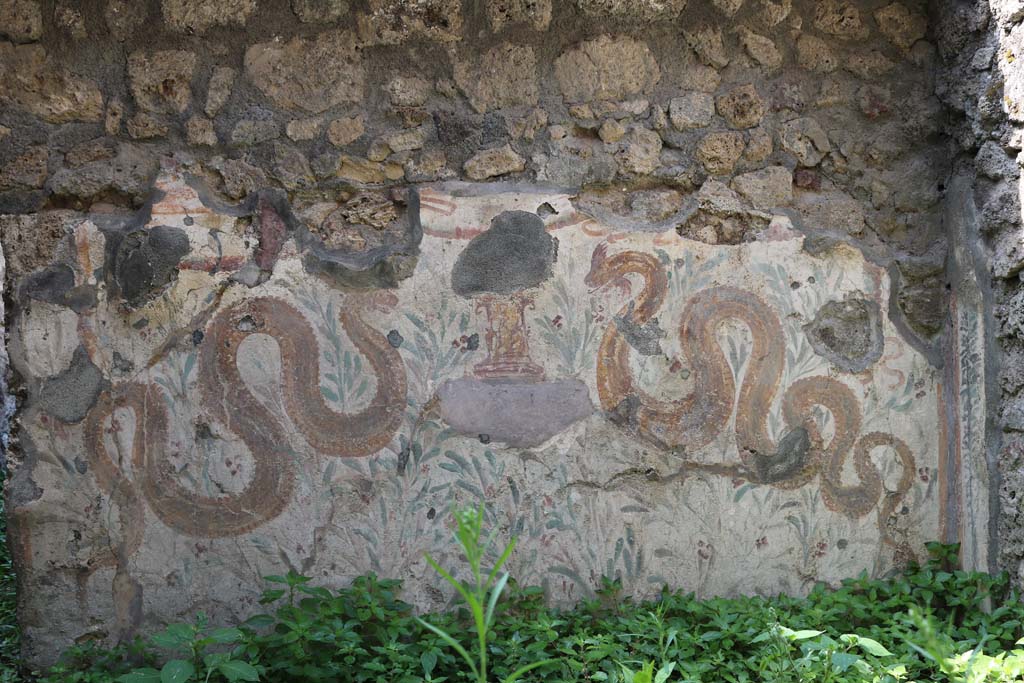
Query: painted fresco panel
9 176 942 649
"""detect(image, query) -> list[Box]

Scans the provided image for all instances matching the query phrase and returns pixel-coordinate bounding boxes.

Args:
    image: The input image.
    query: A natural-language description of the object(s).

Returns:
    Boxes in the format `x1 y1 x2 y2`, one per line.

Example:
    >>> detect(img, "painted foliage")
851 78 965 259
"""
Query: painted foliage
10 176 943 650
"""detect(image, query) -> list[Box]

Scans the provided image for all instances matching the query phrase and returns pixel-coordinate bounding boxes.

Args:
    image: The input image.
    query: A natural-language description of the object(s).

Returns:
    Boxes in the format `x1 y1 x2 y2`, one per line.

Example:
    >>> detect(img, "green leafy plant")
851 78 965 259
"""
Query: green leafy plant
906 607 1024 682
615 660 675 683
37 640 153 683
417 504 556 683
0 468 20 682
117 614 258 683
22 541 1024 683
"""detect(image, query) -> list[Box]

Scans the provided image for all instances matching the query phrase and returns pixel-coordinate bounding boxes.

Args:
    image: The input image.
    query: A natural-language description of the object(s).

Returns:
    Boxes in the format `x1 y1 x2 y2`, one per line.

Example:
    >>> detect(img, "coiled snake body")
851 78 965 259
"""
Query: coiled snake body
585 245 915 546
83 294 406 556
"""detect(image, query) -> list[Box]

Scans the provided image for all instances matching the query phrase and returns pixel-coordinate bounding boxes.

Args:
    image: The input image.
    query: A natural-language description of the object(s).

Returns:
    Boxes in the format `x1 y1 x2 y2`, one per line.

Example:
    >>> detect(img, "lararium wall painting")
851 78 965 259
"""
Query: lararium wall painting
8 173 944 651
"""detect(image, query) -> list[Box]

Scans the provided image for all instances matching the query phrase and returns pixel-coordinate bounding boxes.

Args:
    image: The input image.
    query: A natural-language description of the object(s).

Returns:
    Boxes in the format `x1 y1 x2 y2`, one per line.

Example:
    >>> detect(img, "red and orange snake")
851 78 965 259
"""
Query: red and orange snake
81 294 406 568
586 244 915 548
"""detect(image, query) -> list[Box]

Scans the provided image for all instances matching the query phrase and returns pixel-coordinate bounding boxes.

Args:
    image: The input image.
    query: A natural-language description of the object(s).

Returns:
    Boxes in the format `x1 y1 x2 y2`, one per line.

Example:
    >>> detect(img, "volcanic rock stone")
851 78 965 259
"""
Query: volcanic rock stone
487 0 551 30
554 35 660 102
128 50 197 114
780 117 831 166
0 147 48 189
669 92 715 130
758 0 792 25
685 26 730 68
105 0 148 40
731 166 792 209
161 0 256 33
186 116 217 146
0 0 42 42
386 77 431 108
55 5 87 38
292 0 349 22
205 66 236 117
616 128 662 175
244 31 365 113
573 0 687 22
599 119 627 143
737 27 783 69
356 0 462 44
327 116 365 147
386 127 428 152
337 156 403 183
875 2 927 50
716 84 766 129
813 0 869 40
0 43 103 123
464 145 526 180
713 0 744 16
744 127 773 163
47 144 158 202
454 43 539 114
697 131 745 175
287 117 323 141
796 34 839 73
845 50 897 79
126 112 169 139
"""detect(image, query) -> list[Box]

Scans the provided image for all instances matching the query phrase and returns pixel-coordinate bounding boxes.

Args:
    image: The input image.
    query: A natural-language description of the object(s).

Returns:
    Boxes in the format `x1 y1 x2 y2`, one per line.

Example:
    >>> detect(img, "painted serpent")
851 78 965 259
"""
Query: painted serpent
83 293 407 546
585 244 916 545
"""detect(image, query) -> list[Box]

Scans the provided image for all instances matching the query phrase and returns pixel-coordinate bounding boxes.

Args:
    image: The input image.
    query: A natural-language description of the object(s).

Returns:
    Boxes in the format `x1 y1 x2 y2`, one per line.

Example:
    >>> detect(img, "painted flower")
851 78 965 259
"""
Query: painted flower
451 334 479 352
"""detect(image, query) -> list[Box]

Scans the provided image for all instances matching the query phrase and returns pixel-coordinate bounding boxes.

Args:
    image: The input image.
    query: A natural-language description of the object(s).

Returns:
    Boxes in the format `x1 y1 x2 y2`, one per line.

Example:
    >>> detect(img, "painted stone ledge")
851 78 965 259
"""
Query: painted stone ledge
9 177 945 662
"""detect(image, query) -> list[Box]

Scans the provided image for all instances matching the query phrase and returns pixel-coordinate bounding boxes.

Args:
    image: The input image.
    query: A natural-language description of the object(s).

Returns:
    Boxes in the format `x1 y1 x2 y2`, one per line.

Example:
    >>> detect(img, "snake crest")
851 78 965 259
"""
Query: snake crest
84 292 407 548
585 243 915 546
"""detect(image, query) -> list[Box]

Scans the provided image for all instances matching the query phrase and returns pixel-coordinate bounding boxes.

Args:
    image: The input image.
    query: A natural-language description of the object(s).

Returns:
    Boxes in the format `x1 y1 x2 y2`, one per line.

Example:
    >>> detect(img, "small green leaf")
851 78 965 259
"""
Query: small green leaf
218 660 260 682
298 585 333 600
654 662 676 683
856 637 893 657
160 660 195 683
832 652 861 672
208 627 242 644
421 651 438 676
150 632 187 650
241 614 275 629
789 630 824 641
165 623 194 640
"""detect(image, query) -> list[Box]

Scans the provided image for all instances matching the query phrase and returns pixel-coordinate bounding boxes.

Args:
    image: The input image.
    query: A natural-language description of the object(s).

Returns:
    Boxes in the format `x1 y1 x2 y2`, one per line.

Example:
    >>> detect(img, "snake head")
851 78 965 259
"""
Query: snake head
585 242 610 290
585 242 631 297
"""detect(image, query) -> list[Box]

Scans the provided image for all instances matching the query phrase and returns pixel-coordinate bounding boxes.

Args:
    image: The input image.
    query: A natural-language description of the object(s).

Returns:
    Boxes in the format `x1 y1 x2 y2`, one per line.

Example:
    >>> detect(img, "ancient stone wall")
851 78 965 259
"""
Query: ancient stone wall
930 0 1024 591
0 0 1010 666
